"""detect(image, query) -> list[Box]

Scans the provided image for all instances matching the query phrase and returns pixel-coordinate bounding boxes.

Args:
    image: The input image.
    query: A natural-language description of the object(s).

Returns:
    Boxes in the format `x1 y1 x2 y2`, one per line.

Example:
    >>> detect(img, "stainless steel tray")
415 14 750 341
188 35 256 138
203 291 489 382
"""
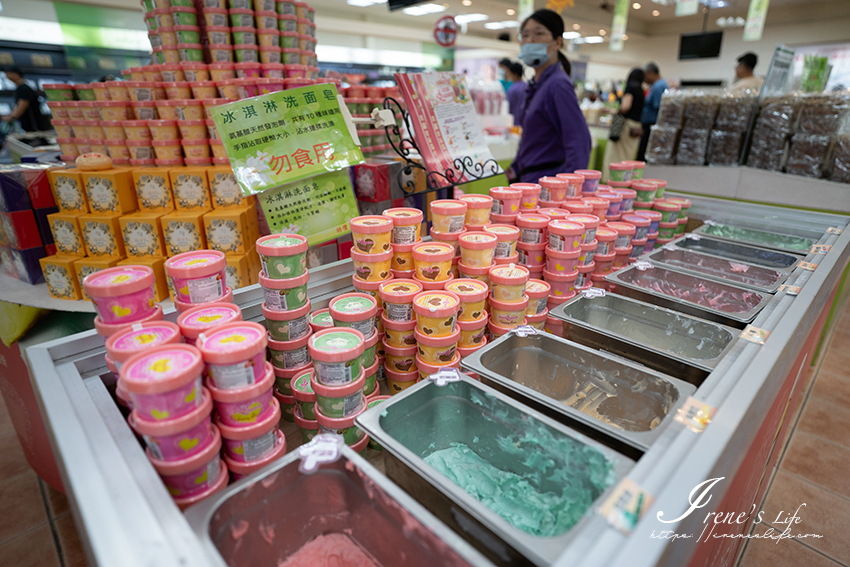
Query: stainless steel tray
184 442 495 567
693 222 814 255
645 246 789 293
460 331 695 455
605 263 769 327
355 376 634 567
668 235 800 274
548 291 739 385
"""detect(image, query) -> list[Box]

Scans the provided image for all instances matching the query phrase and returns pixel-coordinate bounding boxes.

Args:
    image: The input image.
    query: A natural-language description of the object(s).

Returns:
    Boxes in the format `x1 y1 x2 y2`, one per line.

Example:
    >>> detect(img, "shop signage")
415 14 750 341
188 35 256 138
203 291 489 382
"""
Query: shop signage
761 44 795 97
518 0 535 23
742 0 770 41
675 0 699 16
433 15 458 47
609 0 629 52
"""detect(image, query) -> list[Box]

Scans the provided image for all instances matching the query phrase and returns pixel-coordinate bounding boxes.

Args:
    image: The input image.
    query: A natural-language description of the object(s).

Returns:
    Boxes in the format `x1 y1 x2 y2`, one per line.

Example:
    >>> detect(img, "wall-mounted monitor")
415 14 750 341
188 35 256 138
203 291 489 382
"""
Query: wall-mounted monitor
679 31 723 59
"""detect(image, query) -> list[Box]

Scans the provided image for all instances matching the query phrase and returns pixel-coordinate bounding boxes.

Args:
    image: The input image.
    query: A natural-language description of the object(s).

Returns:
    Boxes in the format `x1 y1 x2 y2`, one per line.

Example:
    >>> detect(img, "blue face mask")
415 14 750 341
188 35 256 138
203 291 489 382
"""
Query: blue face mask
519 42 550 68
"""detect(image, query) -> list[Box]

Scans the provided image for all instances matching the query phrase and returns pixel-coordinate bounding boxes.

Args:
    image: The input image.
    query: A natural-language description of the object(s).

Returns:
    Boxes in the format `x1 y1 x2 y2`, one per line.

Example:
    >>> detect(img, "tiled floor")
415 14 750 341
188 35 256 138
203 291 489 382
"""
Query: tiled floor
738 298 850 567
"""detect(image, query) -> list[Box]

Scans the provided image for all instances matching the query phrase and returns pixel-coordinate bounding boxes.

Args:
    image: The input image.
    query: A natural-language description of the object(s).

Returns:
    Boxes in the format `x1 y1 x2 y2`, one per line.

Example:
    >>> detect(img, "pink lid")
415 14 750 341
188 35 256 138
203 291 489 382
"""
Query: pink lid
415 353 461 377
597 191 623 204
208 44 233 51
95 304 164 338
542 268 579 283
229 7 254 14
126 140 153 149
489 295 529 311
350 215 394 233
222 429 286 478
510 183 541 196
456 312 489 331
170 5 197 12
609 162 632 171
525 279 551 299
642 178 667 188
430 199 468 216
575 169 602 180
379 279 422 304
620 213 651 228
215 395 280 441
197 321 267 365
202 7 228 13
412 242 454 263
83 265 154 299
457 261 492 276
414 273 455 290
146 425 222 478
631 181 659 193
412 290 460 318
458 232 497 250
120 344 204 395
611 187 637 199
484 224 520 241
444 278 489 303
606 221 637 236
106 321 181 363
622 160 645 169
458 194 493 210
488 319 514 337
290 368 316 403
561 202 593 215
257 269 309 290
653 200 681 212
350 248 393 264
208 62 235 69
538 176 568 189
129 388 212 437
177 303 243 340
549 220 584 237
516 213 549 230
658 220 679 229
149 118 178 126
329 293 377 323
130 159 156 166
308 327 366 363
596 227 618 242
165 250 226 279
555 173 583 184
545 246 580 260
382 340 416 357
352 274 392 292
310 368 365 399
431 227 466 242
488 264 529 285
261 299 311 323
383 363 419 383
256 233 308 256
566 214 600 230
380 314 416 332
526 309 548 325
414 326 460 348
206 362 274 404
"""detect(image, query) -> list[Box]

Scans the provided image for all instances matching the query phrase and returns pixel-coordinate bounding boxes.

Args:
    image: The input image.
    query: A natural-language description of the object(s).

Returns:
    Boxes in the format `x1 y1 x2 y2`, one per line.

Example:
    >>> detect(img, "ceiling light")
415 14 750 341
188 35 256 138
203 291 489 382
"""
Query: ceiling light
402 3 446 15
584 36 604 43
599 29 606 35
462 0 472 5
455 12 488 23
572 23 580 30
652 9 660 15
623 34 628 40
632 2 641 8
506 8 515 15
485 20 520 29
347 0 387 6
562 31 581 39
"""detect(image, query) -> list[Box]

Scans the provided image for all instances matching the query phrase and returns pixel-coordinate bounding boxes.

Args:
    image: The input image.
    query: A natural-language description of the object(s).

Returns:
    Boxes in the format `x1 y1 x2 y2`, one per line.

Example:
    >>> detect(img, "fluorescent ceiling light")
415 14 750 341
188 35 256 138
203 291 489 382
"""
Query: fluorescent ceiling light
455 13 488 23
562 31 581 39
402 3 446 15
583 36 604 43
347 0 386 6
484 20 519 29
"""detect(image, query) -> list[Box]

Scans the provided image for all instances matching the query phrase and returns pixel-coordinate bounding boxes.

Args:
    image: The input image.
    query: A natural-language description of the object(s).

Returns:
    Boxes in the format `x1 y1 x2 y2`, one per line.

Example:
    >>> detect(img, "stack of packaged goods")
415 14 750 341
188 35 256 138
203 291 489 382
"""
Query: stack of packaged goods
344 83 402 157
748 95 799 172
646 91 685 165
707 94 757 165
0 165 59 285
786 93 849 178
676 94 720 165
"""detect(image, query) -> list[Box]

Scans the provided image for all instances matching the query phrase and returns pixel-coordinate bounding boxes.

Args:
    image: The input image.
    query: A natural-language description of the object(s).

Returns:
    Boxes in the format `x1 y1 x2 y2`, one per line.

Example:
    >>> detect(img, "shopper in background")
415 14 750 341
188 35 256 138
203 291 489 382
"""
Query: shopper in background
508 9 590 183
729 52 764 94
501 60 527 126
602 68 645 181
637 62 667 162
1 67 51 132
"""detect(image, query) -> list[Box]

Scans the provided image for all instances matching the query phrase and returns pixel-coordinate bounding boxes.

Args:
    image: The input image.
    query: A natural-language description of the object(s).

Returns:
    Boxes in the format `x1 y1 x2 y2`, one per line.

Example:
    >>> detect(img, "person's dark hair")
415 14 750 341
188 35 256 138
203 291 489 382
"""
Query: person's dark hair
508 61 524 78
499 58 512 68
738 52 758 71
644 62 660 76
522 9 571 77
627 68 645 86
3 66 23 78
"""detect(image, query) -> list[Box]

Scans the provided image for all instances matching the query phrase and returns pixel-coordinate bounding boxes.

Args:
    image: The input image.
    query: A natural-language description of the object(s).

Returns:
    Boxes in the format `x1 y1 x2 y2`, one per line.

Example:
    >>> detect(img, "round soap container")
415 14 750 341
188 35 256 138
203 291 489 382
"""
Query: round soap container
129 387 214 462
147 424 224 498
489 186 522 215
165 250 226 305
543 268 580 299
206 361 274 426
83 266 157 326
484 224 520 259
329 293 377 338
310 369 365 418
415 352 461 382
294 405 319 444
488 296 528 329
459 194 493 226
224 429 286 481
545 246 580 275
351 274 387 301
380 315 417 348
548 220 584 252
359 330 380 371
263 300 311 342
525 279 551 316
594 227 618 256
444 278 488 322
566 214 600 244
538 176 568 202
383 341 417 373
458 231 498 268
384 366 419 395
411 242 453 282
489 264 529 303
457 314 488 348
430 200 468 234
642 178 667 199
458 338 488 359
351 215 394 253
267 331 312 370
634 210 662 234
314 400 367 446
657 221 679 240
259 270 309 312
197 322 267 389
511 183 541 211
457 261 491 286
620 213 651 241
653 200 681 223
390 242 416 272
378 279 422 322
216 395 280 462
579 240 598 266
382 208 423 245
257 233 308 279
413 290 460 337
554 173 585 200
561 200 592 215
631 181 658 203
309 308 333 333
608 162 633 182
363 358 380 396
106 321 182 371
414 327 459 366
120 344 205 422
290 367 316 419
613 246 633 269
351 248 392 282
308 327 366 387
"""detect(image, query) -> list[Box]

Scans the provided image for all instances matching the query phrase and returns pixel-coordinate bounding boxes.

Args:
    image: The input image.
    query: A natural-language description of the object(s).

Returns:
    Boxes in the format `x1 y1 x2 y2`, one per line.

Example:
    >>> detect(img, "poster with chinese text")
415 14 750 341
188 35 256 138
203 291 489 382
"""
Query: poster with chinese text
211 84 365 196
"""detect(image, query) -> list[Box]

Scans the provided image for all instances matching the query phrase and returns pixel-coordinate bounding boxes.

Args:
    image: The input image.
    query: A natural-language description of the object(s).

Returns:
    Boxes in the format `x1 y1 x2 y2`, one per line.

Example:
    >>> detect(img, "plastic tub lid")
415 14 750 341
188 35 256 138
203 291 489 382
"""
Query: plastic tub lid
350 215 394 233
542 268 579 282
165 250 226 279
565 214 600 229
614 245 634 256
120 344 204 395
622 160 645 169
516 213 549 229
379 279 422 304
106 321 181 363
538 176 568 189
413 326 459 347
129 387 212 436
457 261 491 275
256 233 308 256
414 352 460 376
545 246 580 259
261 300 311 324
483 224 520 241
412 290 460 318
525 279 551 299
458 194 493 210
575 169 602 179
458 231 497 250
82 265 154 299
310 369 366 402
430 199 467 216
456 312 489 330
380 313 416 332
329 293 377 323
620 213 651 227
548 220 584 236
290 369 316 402
431 227 466 242
580 240 598 251
555 173 583 183
488 264 529 286
412 242 454 262
257 269 308 291
609 162 633 171
444 279 488 302
206 361 274 403
350 248 393 264
642 178 667 188
510 183 542 195
653 200 682 212
606 221 637 236
352 274 392 292
197 321 267 365
490 186 523 200
177 302 243 340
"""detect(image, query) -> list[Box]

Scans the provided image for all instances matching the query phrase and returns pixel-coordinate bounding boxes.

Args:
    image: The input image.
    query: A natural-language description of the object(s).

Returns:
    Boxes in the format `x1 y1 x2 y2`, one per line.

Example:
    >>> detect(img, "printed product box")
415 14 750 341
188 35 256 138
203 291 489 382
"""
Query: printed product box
170 166 211 211
161 210 207 256
48 168 89 213
118 257 168 302
132 167 175 212
80 212 126 258
47 212 86 256
82 169 137 215
39 255 83 300
120 211 167 258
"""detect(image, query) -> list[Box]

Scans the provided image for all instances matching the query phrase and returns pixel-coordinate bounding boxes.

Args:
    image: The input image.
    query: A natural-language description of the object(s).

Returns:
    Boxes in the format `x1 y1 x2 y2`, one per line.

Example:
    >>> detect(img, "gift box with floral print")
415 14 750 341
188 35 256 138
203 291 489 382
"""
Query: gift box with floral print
118 257 169 301
47 168 89 213
202 206 252 255
225 252 252 290
80 212 126 258
75 257 121 300
120 211 167 258
208 164 255 210
161 209 207 256
47 212 86 256
81 169 137 215
39 255 82 300
170 166 211 211
132 168 175 212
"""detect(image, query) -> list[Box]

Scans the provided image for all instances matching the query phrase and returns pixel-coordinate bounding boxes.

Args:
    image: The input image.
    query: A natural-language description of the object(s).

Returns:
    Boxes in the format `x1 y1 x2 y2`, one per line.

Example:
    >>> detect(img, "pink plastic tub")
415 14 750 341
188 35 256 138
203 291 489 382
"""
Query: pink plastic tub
207 361 275 426
147 424 224 497
308 327 366 386
543 268 579 298
216 396 281 462
566 214 600 244
224 429 286 480
548 220 584 252
120 344 205 422
105 321 182 370
545 246 579 275
606 221 637 250
516 213 550 245
512 183 542 211
537 176 568 202
177 302 243 344
83 265 157 325
165 250 227 305
130 387 214 461
197 322 268 389
489 186 522 215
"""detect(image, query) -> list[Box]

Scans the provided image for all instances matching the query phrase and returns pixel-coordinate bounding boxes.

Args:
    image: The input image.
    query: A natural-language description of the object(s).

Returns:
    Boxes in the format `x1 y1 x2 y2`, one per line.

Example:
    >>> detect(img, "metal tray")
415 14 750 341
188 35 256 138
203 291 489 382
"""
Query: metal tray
356 376 634 567
693 222 814 255
460 331 695 456
645 246 789 293
605 264 769 327
668 235 800 274
548 291 739 385
184 442 495 567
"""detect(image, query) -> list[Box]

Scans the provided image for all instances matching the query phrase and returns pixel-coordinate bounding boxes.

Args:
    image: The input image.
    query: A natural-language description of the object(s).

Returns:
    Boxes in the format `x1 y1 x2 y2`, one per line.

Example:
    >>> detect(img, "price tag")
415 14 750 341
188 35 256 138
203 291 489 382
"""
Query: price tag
778 284 801 296
740 325 770 345
702 220 718 226
429 367 463 387
827 227 843 235
799 261 817 271
582 287 606 299
810 244 831 255
298 434 341 474
598 478 654 534
634 260 652 271
510 325 538 338
662 243 678 251
686 233 702 241
674 396 717 433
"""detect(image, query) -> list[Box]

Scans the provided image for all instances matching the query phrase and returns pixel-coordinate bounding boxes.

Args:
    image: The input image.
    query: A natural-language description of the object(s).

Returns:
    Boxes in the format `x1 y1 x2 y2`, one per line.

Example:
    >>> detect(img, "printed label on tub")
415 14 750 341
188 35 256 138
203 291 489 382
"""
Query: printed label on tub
392 225 417 245
491 200 502 214
264 288 292 311
520 228 543 244
314 360 354 385
583 228 597 243
517 249 529 266
615 235 630 249
350 319 374 338
209 362 256 389
283 346 310 368
285 316 310 340
549 234 564 251
494 241 512 258
343 392 363 416
187 274 224 303
242 430 276 462
635 227 648 240
384 302 413 322
575 273 586 289
540 188 551 201
448 216 465 233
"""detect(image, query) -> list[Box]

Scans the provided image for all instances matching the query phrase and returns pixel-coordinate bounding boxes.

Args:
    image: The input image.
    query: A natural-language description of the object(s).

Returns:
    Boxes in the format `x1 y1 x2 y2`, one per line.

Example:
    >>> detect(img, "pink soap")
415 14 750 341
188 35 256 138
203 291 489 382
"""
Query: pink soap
197 322 268 389
216 396 281 462
207 361 275 426
147 424 224 498
543 268 579 298
105 321 182 370
165 250 227 304
279 534 381 567
129 387 214 461
121 344 205 422
548 220 584 252
83 266 157 325
545 246 580 275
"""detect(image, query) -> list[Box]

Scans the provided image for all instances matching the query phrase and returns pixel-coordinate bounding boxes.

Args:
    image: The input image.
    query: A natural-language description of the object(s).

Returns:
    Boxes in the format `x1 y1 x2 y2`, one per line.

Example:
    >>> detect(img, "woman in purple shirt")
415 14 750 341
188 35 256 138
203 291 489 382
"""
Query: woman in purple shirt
508 9 591 183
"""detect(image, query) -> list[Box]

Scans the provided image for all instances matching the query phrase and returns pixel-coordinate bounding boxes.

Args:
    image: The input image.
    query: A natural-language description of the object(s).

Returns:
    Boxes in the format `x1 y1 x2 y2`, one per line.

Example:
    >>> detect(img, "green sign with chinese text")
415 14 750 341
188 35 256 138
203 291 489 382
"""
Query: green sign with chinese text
211 84 365 196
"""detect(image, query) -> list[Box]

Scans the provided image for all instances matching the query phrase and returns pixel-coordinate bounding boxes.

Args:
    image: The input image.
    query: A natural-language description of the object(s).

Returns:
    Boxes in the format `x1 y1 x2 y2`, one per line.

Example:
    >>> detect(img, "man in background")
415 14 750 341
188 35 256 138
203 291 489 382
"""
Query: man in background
729 52 764 94
500 59 527 126
637 62 667 162
2 67 51 132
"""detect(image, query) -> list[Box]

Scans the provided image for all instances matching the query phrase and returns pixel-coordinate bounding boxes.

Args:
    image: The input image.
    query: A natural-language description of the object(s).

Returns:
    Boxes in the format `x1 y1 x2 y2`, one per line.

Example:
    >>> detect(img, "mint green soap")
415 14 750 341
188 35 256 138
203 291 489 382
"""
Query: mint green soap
701 223 812 251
